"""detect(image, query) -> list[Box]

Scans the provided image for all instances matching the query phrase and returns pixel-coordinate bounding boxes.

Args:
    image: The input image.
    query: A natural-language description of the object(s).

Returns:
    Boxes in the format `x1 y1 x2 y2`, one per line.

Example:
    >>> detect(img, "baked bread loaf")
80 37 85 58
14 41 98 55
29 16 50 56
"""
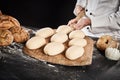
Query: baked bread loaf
105 47 120 61
0 30 13 46
11 27 30 43
0 12 30 45
96 35 118 51
0 14 20 30
9 26 21 33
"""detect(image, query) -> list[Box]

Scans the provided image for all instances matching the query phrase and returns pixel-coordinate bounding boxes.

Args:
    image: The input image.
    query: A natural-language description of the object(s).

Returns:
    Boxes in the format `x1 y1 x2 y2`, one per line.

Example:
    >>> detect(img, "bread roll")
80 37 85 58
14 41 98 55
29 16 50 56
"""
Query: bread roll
105 47 120 61
35 27 54 38
50 32 68 43
26 36 46 49
96 35 118 51
0 14 20 30
56 25 73 34
69 30 85 39
44 42 65 56
69 38 87 47
12 27 30 43
65 46 84 60
0 30 14 46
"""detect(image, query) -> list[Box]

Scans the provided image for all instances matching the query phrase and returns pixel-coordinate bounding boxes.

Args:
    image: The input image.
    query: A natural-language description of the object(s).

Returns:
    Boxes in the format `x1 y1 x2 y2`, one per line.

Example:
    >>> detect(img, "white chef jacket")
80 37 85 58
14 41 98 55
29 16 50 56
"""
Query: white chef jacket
74 0 120 34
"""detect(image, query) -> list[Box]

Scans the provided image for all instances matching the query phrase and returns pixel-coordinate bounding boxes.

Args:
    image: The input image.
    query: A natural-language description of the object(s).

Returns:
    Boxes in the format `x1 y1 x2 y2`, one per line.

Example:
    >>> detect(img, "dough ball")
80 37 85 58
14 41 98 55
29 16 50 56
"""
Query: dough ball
35 27 54 38
65 46 84 60
26 36 46 49
105 47 120 61
44 42 65 56
56 25 74 34
69 30 85 39
50 32 68 43
96 35 118 51
69 38 87 47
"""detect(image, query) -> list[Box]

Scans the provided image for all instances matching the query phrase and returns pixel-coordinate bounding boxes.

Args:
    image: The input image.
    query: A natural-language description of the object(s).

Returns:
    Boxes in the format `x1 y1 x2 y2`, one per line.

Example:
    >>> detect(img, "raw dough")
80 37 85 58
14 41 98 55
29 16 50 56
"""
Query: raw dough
56 25 73 34
65 46 84 60
69 38 87 47
44 42 65 56
50 32 68 43
26 36 46 49
69 30 85 39
35 27 54 38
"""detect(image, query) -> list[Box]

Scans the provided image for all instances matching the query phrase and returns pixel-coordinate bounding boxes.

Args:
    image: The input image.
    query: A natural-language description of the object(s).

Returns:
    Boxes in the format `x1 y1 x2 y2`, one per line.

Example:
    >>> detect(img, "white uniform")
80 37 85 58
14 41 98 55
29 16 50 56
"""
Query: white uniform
74 0 120 36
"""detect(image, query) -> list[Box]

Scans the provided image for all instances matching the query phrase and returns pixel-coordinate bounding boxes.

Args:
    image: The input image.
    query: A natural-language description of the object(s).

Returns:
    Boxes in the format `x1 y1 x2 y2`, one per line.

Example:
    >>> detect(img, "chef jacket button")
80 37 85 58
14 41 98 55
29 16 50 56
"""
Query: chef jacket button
85 9 88 12
87 27 89 29
90 13 92 15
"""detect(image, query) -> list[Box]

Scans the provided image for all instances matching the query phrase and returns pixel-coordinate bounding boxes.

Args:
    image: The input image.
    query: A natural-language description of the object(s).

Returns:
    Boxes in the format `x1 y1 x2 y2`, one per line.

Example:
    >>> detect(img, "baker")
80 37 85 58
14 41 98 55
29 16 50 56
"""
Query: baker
68 0 120 37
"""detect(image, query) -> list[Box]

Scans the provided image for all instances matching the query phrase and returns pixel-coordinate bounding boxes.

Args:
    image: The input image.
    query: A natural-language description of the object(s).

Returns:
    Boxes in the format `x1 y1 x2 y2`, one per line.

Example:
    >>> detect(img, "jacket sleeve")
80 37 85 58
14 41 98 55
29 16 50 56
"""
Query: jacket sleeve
73 0 87 16
91 6 120 32
76 0 87 7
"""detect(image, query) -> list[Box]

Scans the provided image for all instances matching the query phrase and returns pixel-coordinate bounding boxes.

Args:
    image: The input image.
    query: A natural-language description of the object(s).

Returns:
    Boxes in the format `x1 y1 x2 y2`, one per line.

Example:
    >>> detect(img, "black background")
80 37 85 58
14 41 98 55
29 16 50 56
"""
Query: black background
1 1 120 80
0 0 76 28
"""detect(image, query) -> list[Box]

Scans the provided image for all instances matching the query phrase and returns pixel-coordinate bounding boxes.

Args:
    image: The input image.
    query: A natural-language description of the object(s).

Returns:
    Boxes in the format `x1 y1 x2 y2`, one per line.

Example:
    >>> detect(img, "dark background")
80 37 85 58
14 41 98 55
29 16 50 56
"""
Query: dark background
0 0 76 28
1 1 120 80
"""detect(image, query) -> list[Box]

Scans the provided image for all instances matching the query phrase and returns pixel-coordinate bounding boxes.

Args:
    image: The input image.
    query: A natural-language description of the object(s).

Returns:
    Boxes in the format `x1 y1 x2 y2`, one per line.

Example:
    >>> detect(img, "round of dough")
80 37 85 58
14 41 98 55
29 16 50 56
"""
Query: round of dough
65 46 84 60
105 47 120 61
50 32 68 43
44 42 65 56
96 35 118 51
69 38 87 47
69 30 85 39
35 27 54 38
26 36 46 49
56 25 74 34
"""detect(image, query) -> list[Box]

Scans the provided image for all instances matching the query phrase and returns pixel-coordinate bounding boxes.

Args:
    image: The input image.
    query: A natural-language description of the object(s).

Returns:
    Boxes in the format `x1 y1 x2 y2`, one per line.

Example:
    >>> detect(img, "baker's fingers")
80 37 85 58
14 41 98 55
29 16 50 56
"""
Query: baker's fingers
67 23 76 30
74 23 84 30
67 18 77 26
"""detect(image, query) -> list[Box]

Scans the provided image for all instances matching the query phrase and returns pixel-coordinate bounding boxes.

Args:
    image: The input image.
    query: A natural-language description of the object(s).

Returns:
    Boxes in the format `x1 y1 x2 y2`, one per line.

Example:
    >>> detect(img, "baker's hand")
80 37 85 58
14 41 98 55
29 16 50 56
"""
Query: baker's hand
67 5 84 26
74 5 84 16
74 17 91 30
67 18 78 26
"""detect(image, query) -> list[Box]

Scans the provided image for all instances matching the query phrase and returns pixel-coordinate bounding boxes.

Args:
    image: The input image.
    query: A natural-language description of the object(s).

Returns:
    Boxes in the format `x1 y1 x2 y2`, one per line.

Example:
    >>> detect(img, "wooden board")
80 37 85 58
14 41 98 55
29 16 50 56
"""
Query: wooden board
23 36 94 66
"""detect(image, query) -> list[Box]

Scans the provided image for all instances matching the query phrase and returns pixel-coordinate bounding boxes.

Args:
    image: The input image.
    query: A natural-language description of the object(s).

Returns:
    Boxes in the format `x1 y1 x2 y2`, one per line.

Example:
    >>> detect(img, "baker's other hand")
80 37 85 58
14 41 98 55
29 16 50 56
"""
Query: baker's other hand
74 17 91 30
